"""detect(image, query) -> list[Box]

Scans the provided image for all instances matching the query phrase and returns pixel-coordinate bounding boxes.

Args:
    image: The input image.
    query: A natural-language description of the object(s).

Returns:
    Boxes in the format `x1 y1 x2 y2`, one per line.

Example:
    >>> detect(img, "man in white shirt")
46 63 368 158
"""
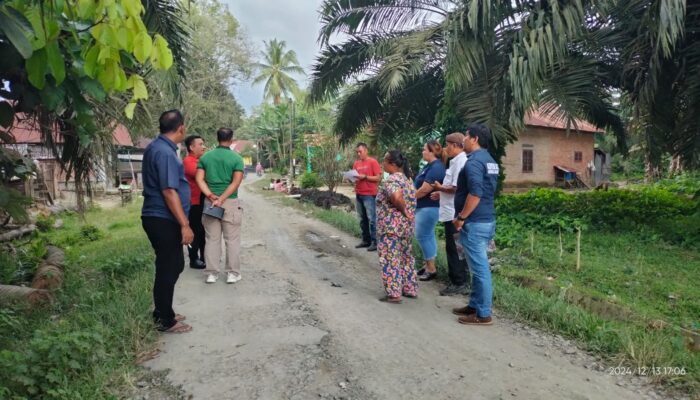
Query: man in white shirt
431 132 470 296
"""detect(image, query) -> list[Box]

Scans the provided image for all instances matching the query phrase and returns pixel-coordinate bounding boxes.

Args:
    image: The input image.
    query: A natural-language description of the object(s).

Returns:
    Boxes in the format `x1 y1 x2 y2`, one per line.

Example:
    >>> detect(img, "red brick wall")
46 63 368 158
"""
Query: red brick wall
501 127 595 185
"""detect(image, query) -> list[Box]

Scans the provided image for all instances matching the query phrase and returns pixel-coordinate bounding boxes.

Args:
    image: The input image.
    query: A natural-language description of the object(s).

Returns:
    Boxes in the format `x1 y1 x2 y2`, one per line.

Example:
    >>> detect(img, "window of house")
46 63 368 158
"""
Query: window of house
522 149 533 173
574 151 583 162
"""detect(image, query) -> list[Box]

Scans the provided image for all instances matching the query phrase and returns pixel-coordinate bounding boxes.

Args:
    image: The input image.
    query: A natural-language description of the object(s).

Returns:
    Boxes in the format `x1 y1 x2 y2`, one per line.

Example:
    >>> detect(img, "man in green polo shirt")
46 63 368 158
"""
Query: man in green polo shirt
195 128 245 284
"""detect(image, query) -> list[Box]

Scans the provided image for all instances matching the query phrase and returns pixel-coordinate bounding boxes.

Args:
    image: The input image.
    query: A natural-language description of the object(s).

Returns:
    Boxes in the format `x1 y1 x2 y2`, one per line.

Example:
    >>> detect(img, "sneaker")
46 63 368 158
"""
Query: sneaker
355 242 371 248
366 243 377 252
226 272 241 284
439 284 470 296
190 259 206 269
205 274 218 284
458 314 493 325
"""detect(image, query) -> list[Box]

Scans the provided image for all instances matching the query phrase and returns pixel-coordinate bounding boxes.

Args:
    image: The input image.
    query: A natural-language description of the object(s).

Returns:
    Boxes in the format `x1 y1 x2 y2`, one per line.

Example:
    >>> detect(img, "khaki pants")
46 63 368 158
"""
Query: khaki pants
202 198 243 276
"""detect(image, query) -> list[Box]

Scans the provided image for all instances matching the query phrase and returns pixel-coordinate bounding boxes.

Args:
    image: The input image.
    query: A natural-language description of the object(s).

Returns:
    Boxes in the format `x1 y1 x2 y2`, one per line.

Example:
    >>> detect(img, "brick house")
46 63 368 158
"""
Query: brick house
501 109 602 187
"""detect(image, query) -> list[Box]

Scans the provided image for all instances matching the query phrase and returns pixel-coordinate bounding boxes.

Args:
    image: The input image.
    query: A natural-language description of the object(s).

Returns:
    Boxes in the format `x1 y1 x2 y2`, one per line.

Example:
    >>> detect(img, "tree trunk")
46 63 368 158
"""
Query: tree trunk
0 225 36 242
0 284 52 305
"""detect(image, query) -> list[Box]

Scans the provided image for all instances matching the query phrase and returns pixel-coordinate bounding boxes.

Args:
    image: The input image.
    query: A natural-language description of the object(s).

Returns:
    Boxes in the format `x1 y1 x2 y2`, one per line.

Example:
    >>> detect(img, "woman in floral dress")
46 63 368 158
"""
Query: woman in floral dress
376 150 417 303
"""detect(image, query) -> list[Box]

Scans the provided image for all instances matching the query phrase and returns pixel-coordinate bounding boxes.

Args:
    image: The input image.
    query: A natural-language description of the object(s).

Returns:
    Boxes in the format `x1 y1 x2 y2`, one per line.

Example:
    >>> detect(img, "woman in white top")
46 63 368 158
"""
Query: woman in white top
430 132 471 296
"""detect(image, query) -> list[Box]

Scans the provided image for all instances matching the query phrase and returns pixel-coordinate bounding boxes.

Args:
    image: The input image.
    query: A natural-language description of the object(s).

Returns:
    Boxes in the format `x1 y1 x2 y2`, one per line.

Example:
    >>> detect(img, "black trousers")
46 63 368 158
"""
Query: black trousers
444 221 470 286
142 216 184 330
187 203 205 262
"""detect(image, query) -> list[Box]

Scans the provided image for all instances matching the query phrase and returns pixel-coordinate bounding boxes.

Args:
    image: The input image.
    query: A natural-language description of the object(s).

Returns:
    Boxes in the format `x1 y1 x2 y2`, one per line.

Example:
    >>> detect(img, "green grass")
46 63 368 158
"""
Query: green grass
0 200 158 399
249 180 700 394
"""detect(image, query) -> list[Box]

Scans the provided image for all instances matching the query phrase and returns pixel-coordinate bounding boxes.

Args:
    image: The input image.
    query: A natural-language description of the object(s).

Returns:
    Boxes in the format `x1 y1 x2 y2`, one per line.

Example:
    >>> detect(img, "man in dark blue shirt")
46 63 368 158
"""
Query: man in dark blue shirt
141 109 194 334
452 123 499 325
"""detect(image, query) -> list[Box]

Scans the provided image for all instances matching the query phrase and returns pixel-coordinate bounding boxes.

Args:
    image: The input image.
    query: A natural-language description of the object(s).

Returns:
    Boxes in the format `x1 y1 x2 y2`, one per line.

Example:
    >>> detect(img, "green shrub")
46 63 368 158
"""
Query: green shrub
0 330 106 399
36 214 56 232
300 172 323 189
496 188 695 235
79 224 103 242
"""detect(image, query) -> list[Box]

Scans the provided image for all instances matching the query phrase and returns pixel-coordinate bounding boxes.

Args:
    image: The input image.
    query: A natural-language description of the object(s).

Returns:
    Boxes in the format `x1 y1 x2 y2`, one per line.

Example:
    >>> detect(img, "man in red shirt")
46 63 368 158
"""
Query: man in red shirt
353 143 382 251
183 135 207 269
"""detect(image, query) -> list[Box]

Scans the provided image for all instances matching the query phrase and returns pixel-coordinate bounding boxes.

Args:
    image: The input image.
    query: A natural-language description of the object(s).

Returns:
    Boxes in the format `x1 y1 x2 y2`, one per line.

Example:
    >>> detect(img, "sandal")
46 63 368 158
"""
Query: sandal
162 321 192 334
175 314 186 322
378 296 403 304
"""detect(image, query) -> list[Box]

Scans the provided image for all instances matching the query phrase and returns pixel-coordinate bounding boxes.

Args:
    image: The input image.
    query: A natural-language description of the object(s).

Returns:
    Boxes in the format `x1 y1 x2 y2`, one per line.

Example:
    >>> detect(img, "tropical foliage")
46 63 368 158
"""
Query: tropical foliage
252 39 305 105
0 0 186 212
310 0 698 174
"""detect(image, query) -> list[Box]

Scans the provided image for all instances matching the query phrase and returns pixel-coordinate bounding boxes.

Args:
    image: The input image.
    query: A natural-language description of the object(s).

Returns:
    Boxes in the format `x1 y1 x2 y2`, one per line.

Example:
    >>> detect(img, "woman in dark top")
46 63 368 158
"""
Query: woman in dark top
414 140 446 281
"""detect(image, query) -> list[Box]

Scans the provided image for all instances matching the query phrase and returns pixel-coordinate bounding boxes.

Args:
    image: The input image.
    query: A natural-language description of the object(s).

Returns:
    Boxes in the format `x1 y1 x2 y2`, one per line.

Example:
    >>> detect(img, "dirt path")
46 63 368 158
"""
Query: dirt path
143 182 665 400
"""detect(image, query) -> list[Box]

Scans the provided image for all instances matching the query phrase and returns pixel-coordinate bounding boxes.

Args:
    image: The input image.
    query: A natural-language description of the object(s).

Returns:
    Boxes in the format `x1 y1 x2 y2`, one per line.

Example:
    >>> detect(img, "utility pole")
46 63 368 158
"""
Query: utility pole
289 100 295 179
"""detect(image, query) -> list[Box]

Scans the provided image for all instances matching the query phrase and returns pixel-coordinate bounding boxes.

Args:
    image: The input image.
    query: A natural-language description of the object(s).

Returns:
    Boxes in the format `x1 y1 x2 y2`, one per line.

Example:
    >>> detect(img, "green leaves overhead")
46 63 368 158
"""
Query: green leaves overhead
25 48 48 89
312 0 696 169
0 5 34 59
1 0 176 120
133 31 153 63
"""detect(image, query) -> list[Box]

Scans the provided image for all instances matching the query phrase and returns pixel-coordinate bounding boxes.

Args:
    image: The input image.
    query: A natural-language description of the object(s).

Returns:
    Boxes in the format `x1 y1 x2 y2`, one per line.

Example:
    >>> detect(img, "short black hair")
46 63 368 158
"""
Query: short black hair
217 127 234 142
184 135 202 153
159 109 184 134
465 123 491 149
356 142 368 149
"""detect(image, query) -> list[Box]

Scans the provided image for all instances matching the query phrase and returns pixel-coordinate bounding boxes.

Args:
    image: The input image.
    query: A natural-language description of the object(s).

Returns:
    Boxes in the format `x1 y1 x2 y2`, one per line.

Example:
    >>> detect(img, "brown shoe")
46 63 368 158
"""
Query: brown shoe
458 314 493 325
452 306 477 316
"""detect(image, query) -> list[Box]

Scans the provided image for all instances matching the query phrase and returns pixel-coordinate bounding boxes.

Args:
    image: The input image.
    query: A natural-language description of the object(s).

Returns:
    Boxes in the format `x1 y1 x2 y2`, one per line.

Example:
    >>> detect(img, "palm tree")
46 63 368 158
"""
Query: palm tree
310 0 696 171
252 39 305 104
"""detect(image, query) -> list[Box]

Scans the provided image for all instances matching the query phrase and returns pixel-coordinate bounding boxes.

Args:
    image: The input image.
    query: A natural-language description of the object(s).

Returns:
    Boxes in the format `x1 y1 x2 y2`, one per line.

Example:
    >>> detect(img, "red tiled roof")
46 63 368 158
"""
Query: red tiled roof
136 137 153 149
525 108 601 133
112 124 133 146
231 140 253 152
1 107 132 146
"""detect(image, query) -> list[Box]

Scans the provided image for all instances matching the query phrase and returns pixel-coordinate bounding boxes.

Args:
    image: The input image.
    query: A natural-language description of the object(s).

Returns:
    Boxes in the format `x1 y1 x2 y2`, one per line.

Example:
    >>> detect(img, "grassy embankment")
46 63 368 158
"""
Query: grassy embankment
248 179 699 394
0 201 158 399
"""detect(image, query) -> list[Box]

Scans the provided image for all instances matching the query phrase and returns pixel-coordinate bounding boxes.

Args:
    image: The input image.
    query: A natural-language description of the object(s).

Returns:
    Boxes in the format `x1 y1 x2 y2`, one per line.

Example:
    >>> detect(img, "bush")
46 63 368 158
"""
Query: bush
35 214 56 232
496 188 697 245
0 329 106 399
300 172 323 189
80 224 103 242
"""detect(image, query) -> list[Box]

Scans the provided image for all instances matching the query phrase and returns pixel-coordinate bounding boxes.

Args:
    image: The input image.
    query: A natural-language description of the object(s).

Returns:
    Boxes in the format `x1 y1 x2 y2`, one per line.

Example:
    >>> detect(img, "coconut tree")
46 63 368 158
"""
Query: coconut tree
310 0 695 171
252 39 305 104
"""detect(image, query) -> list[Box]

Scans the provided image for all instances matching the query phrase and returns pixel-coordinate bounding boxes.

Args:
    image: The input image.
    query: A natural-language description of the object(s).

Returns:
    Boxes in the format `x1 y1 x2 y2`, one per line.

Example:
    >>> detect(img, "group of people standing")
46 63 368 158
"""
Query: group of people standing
354 123 499 325
140 109 246 333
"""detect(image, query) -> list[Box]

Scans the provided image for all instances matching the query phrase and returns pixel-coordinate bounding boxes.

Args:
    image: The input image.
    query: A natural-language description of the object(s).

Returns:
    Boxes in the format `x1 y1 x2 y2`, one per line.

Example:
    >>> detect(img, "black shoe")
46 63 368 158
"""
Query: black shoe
416 268 426 276
355 242 371 249
418 271 438 281
439 283 469 296
367 243 377 252
190 259 206 269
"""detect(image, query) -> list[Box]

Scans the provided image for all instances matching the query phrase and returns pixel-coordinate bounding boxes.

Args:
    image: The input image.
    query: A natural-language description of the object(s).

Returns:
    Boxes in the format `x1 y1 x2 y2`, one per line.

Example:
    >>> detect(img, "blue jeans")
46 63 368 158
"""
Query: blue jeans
356 195 376 244
460 221 496 318
415 207 439 261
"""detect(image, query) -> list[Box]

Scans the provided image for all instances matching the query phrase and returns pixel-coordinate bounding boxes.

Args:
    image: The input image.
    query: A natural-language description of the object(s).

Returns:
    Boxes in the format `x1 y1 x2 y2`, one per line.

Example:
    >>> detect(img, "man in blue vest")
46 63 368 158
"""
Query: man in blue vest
141 109 194 333
452 123 499 325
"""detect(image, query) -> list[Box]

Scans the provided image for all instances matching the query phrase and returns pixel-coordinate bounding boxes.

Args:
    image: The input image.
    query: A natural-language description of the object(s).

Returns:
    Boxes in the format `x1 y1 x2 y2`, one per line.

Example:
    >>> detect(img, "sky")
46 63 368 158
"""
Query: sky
223 0 324 114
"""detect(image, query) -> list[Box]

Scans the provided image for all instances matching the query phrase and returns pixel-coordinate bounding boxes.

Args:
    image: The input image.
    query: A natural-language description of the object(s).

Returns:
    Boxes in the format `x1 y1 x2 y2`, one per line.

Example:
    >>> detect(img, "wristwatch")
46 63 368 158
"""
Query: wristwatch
457 215 467 221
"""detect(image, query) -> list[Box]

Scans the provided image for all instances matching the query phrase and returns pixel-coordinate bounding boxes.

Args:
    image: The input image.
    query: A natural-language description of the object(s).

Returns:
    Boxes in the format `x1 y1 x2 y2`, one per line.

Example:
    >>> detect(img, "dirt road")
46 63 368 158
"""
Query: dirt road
144 183 664 400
